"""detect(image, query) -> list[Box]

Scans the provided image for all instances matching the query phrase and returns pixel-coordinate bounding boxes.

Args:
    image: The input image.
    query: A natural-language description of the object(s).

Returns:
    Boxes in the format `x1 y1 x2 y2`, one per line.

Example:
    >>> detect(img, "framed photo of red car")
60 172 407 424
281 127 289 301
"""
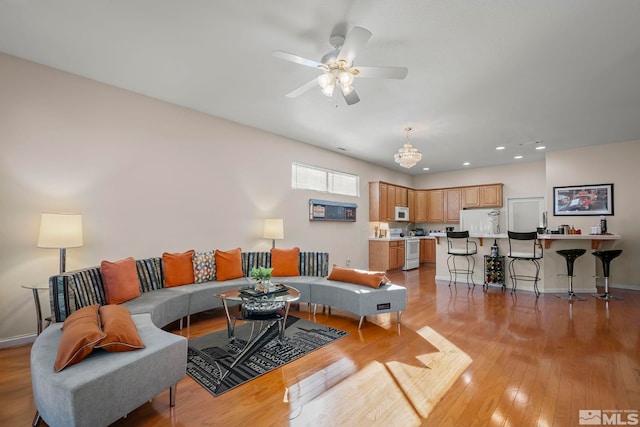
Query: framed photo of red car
553 183 614 216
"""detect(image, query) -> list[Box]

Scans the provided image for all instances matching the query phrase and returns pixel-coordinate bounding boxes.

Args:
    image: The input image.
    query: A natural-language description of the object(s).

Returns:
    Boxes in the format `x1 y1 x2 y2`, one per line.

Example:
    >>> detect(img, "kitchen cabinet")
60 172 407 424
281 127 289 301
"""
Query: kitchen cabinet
415 190 429 222
420 239 436 263
408 189 416 222
369 182 394 222
428 190 445 222
369 181 412 221
369 240 405 271
445 188 461 223
462 184 503 208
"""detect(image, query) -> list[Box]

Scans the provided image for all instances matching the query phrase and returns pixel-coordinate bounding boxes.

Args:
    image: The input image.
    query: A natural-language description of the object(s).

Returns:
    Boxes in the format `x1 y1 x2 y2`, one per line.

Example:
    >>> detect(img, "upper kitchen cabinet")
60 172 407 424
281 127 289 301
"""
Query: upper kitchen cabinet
414 190 429 223
408 189 416 222
462 184 504 208
395 186 408 207
445 188 462 223
369 182 403 222
428 190 445 222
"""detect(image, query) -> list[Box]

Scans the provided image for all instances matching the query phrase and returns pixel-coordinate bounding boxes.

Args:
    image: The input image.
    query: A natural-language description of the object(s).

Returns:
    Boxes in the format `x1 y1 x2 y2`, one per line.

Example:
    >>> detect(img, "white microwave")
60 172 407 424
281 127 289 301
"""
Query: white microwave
395 206 410 221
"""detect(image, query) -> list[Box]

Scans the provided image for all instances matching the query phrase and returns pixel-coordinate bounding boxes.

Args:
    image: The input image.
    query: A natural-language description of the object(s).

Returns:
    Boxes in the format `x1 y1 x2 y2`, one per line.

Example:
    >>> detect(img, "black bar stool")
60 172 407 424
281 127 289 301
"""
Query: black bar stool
507 231 543 296
446 231 477 288
556 249 587 301
592 249 623 300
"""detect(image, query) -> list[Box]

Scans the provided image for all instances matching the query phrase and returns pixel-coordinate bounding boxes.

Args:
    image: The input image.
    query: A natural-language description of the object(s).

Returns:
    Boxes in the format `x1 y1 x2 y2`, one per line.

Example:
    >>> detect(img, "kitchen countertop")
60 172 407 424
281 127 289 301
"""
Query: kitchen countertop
369 236 436 241
428 232 620 249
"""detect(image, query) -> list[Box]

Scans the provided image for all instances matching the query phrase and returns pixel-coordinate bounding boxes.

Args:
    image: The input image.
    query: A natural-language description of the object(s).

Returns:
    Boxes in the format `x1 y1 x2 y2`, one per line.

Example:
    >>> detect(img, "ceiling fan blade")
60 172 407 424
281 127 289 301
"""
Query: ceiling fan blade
356 66 408 79
286 77 319 98
341 86 360 105
337 26 372 64
272 50 324 69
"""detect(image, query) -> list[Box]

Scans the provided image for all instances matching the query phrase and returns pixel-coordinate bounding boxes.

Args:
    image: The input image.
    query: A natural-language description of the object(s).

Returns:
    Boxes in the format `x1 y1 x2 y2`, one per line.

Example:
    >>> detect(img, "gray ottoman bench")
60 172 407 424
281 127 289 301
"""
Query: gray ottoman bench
31 313 187 427
309 279 407 329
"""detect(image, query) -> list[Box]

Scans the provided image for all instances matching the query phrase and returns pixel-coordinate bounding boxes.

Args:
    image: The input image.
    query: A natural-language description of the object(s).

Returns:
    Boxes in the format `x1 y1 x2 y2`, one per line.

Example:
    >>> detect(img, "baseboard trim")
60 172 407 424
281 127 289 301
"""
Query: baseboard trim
0 333 36 349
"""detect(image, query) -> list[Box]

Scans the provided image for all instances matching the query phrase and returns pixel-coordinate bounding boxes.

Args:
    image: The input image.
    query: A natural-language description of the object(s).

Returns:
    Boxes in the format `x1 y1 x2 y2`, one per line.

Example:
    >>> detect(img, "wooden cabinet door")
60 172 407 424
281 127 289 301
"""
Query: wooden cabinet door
395 186 407 207
386 184 396 221
463 186 480 208
408 189 416 222
369 240 390 271
397 241 405 268
423 239 435 262
415 190 428 222
480 184 503 207
445 188 461 223
379 183 388 221
428 190 445 222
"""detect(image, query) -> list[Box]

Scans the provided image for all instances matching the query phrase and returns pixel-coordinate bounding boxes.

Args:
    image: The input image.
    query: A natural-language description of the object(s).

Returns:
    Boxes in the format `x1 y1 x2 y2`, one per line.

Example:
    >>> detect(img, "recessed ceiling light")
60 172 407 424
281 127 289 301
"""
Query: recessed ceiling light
463 162 470 166
514 155 523 159
336 147 347 151
496 146 505 150
535 145 546 150
423 167 430 171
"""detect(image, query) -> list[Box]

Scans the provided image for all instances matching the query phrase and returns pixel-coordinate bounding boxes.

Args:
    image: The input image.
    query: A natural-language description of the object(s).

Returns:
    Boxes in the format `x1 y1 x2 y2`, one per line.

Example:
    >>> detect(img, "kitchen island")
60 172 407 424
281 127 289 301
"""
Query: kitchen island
432 232 621 294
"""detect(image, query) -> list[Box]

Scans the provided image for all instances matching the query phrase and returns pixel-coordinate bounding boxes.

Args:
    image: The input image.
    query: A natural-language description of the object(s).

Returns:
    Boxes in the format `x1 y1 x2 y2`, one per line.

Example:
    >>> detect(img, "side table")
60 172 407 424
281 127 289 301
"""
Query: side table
21 285 50 335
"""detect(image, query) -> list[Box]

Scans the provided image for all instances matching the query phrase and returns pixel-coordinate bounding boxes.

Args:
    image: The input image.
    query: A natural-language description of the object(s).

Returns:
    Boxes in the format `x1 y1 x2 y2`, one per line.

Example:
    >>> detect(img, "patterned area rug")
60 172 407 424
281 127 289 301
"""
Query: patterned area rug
186 316 348 396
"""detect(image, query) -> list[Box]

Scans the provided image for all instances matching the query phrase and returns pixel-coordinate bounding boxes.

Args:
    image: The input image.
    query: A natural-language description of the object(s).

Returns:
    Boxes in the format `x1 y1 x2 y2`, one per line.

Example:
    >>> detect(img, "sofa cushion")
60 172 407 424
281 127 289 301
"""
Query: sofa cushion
215 248 243 281
54 305 105 372
327 265 388 289
95 305 145 352
193 250 216 283
163 250 195 287
101 257 142 304
271 247 300 276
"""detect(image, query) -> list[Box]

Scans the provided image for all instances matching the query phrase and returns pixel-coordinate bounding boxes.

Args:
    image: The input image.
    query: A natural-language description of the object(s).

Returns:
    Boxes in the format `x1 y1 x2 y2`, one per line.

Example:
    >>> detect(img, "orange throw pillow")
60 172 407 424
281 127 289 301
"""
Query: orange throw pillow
327 265 388 289
101 257 141 304
163 250 195 287
95 305 145 352
271 247 300 276
215 248 243 281
54 305 106 372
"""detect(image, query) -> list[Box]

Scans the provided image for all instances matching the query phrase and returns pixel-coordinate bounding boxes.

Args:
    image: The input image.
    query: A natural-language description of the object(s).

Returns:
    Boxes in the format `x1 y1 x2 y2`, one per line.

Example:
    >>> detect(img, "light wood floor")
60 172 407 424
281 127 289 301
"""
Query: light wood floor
2 264 639 426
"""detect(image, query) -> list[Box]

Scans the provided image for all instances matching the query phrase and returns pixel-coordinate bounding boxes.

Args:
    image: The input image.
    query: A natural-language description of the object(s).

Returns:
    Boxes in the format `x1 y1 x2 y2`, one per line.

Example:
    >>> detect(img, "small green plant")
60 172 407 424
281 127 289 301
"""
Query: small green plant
250 266 273 282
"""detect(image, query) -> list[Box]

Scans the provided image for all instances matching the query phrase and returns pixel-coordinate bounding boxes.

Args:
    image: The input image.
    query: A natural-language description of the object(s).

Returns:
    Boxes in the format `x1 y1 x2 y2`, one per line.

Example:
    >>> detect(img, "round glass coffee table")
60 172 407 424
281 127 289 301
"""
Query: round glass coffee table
215 284 300 341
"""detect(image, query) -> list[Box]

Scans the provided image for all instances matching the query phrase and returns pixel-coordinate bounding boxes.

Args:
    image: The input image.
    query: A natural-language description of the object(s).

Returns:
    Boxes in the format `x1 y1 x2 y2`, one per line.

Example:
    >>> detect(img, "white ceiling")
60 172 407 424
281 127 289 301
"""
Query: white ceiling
1 1 639 174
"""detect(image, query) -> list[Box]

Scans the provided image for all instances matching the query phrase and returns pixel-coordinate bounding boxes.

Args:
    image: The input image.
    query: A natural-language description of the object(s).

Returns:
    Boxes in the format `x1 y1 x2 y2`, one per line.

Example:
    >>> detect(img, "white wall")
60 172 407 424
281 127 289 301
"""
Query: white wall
0 53 411 343
545 140 640 288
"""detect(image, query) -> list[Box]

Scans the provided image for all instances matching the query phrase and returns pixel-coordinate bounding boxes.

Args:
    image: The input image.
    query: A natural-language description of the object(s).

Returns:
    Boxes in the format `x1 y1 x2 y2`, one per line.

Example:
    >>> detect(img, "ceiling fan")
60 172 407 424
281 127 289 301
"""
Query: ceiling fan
273 26 408 105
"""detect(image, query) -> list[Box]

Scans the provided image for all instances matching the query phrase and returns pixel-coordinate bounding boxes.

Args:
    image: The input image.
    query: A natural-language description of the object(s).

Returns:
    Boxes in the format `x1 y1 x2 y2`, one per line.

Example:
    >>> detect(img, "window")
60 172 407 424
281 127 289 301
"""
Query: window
291 163 360 197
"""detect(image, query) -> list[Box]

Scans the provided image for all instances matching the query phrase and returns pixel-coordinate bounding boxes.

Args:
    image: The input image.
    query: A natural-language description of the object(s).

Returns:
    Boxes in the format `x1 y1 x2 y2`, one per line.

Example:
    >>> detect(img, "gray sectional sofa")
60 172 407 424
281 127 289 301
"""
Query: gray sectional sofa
33 251 407 427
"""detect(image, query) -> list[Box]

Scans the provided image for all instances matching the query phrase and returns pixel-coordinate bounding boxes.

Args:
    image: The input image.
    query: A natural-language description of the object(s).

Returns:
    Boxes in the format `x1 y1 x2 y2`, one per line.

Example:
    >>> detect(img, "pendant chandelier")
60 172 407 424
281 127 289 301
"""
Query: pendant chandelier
394 127 422 168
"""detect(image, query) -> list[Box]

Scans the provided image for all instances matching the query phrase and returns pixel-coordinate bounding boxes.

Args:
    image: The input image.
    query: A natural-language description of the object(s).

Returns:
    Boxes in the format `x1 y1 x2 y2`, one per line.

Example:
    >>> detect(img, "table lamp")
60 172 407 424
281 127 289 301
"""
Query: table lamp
37 213 84 273
263 218 284 248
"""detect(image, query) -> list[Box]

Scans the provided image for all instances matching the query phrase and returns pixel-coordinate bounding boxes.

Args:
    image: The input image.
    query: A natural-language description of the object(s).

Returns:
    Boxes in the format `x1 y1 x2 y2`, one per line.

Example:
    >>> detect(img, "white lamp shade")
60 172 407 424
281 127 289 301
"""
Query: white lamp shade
37 213 84 248
263 218 284 240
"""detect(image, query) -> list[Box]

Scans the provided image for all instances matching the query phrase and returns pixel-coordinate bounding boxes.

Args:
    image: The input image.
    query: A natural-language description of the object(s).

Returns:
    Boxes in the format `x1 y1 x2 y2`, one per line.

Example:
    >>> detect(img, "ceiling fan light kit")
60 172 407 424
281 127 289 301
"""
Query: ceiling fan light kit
394 127 422 169
273 26 408 106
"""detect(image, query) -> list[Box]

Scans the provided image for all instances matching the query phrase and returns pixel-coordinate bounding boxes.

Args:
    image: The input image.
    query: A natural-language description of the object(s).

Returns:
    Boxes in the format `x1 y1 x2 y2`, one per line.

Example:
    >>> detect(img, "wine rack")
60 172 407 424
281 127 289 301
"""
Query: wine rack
484 255 505 289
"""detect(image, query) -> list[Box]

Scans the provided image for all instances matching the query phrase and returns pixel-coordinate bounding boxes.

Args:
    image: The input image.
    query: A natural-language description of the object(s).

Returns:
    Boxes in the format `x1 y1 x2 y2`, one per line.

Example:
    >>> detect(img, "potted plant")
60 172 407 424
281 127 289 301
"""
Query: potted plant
250 266 274 291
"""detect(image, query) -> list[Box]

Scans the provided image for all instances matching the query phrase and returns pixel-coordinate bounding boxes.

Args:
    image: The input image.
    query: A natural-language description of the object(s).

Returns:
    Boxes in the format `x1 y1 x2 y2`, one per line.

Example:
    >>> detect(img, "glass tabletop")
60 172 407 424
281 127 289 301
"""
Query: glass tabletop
215 284 300 303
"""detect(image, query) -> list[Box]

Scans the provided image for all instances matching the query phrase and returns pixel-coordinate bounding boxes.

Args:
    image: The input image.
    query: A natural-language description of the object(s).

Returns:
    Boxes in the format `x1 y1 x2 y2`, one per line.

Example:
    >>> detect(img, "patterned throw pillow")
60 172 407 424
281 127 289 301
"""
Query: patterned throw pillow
193 250 216 283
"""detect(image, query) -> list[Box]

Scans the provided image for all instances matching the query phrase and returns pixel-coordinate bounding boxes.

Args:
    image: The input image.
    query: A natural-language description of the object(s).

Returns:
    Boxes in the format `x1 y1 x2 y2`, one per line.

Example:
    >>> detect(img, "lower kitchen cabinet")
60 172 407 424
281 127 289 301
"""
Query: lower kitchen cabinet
369 240 405 271
420 238 436 263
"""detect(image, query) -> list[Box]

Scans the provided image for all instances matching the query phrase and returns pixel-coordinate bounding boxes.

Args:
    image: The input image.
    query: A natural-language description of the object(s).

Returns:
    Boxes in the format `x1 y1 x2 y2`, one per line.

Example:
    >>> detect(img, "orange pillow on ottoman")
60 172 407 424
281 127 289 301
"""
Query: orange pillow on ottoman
327 265 389 289
101 257 141 304
163 250 195 287
271 247 300 276
54 305 105 372
215 248 243 281
95 305 145 352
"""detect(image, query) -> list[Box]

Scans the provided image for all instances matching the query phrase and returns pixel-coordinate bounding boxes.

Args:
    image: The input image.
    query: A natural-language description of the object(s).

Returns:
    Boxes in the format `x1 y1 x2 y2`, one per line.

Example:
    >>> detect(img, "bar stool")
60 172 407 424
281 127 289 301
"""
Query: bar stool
507 231 543 296
592 249 623 300
446 231 477 288
555 249 587 301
